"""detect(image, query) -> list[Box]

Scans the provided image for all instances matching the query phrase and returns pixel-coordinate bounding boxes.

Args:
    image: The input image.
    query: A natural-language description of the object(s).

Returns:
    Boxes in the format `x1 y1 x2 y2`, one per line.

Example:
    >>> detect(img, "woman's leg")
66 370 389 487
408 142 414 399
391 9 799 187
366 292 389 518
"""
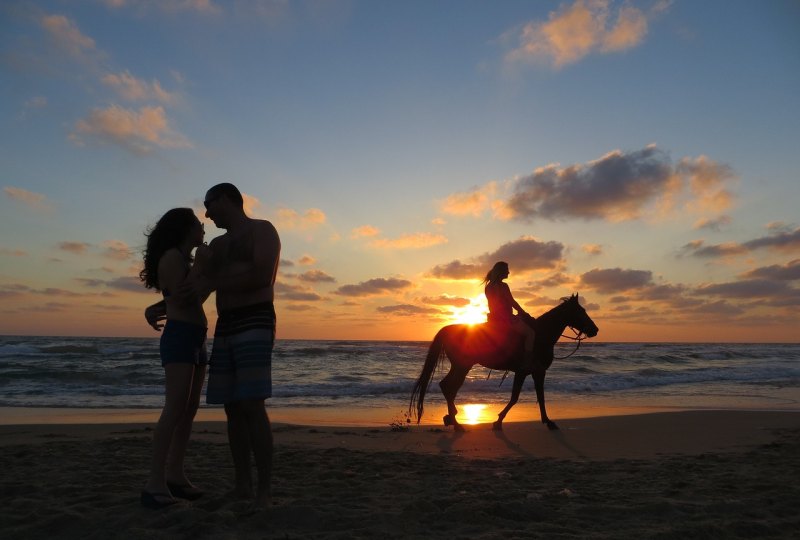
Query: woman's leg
145 363 194 496
165 364 206 486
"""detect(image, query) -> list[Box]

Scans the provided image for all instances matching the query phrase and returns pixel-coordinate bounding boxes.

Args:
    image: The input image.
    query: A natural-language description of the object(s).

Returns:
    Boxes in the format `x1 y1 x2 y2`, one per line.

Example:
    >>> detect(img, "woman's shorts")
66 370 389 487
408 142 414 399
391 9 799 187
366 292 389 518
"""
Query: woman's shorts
160 320 208 367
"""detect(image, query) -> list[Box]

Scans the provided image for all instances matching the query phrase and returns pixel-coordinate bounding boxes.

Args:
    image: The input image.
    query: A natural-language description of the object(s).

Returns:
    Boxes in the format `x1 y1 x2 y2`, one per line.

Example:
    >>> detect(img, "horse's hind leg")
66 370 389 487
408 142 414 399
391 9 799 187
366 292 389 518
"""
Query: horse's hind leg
439 364 470 431
493 371 525 431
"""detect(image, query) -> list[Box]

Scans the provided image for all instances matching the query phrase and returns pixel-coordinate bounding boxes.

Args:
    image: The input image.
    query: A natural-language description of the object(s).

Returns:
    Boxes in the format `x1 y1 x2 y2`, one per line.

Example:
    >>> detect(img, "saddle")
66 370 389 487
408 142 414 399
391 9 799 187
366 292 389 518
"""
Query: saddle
451 316 536 371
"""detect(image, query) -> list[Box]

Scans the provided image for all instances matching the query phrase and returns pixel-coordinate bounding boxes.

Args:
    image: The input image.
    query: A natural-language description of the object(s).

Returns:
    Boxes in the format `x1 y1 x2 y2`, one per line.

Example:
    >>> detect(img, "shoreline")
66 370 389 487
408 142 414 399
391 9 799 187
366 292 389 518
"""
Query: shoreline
2 409 798 460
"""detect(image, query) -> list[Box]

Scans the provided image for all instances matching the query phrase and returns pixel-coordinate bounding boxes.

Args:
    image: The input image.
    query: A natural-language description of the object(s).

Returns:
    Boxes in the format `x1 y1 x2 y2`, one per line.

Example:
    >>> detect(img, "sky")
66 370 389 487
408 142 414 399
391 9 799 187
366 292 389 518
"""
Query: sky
1 0 799 342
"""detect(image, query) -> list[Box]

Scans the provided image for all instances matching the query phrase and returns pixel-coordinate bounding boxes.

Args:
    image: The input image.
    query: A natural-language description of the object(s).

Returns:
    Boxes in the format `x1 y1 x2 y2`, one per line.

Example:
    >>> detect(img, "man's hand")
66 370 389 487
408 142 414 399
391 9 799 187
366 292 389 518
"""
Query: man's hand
145 301 167 331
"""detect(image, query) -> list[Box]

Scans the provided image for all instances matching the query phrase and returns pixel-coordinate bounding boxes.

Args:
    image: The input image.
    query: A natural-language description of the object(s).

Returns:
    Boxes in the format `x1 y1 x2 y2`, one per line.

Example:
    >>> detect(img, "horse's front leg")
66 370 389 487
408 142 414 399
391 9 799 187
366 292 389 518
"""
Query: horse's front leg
533 369 558 430
493 371 525 431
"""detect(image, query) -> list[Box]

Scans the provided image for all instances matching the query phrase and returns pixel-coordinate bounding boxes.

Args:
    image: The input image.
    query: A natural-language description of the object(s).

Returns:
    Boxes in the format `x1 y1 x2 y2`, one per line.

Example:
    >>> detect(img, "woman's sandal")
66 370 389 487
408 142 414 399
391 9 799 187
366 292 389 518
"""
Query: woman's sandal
141 490 179 509
167 482 204 501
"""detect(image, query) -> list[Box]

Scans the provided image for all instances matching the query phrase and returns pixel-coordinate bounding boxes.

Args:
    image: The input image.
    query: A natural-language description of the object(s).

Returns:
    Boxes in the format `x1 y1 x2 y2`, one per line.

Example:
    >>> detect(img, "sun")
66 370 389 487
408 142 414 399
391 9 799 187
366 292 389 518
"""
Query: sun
450 295 488 325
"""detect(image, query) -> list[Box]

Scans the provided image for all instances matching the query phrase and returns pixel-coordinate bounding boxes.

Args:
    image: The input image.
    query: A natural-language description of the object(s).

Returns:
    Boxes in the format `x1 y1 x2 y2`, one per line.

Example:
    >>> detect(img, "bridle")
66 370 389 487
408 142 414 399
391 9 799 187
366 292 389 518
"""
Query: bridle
554 326 587 360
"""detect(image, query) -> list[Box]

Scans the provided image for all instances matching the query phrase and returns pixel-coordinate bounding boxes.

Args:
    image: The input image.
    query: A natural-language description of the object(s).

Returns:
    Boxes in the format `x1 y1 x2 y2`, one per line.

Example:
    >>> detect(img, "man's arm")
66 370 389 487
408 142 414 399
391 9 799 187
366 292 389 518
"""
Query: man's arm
144 300 166 331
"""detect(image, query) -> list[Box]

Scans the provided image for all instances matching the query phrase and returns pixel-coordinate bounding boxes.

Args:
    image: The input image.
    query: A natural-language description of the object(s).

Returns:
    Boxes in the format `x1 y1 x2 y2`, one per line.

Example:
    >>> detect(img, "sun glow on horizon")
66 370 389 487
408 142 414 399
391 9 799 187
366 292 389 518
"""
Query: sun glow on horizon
450 295 488 325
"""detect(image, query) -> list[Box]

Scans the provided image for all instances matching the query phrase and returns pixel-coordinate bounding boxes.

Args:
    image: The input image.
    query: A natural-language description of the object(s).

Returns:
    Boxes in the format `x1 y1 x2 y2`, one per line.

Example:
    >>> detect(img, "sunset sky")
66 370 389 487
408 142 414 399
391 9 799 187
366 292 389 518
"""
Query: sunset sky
2 0 799 341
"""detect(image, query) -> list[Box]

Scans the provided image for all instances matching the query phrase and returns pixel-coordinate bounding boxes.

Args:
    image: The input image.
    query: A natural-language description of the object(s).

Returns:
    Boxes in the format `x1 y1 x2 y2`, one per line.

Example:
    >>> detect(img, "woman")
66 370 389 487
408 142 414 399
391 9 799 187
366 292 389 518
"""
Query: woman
483 261 536 370
139 208 211 509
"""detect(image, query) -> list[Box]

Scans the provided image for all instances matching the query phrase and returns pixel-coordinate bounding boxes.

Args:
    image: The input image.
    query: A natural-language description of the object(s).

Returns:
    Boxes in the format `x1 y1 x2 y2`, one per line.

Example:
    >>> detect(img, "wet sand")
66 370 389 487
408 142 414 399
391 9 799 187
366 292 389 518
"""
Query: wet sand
1 410 798 539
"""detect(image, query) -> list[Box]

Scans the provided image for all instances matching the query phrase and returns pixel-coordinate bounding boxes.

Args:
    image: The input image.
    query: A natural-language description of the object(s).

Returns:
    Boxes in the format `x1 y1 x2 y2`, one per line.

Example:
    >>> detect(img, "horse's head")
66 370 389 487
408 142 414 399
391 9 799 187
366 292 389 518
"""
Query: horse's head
563 294 599 338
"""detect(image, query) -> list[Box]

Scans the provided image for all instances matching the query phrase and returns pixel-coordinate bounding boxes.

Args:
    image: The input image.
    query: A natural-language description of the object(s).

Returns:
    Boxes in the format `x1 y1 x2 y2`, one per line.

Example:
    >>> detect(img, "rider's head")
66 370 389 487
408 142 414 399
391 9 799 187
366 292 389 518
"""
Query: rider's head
482 261 509 284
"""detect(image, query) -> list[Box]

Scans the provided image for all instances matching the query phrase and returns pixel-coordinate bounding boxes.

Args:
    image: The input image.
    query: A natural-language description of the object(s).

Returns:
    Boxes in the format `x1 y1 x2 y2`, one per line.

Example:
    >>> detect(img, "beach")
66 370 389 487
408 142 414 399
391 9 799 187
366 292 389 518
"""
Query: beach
2 410 799 539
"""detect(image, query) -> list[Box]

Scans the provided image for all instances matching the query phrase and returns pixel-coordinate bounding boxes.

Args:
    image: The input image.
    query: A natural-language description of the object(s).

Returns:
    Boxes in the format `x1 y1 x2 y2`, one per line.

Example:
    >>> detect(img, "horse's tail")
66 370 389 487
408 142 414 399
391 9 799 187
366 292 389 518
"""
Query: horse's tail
409 327 449 424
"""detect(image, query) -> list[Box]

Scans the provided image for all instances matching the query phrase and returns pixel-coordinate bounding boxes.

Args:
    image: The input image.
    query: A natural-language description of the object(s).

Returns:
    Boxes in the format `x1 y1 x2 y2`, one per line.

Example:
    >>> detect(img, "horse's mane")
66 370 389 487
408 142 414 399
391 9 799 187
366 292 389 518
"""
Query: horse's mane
536 295 576 324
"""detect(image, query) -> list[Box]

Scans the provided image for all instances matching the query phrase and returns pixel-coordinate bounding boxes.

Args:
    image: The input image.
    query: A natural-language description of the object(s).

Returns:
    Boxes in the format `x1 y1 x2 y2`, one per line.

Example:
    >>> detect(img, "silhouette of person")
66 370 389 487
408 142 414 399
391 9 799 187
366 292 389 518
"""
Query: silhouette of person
139 208 211 509
146 183 280 510
482 261 536 371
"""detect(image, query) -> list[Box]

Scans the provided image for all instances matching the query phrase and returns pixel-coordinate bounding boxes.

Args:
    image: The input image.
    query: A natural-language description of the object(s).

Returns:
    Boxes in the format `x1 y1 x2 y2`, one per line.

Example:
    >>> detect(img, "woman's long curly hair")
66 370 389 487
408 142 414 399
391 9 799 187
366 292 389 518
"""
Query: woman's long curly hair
139 208 197 291
482 261 509 285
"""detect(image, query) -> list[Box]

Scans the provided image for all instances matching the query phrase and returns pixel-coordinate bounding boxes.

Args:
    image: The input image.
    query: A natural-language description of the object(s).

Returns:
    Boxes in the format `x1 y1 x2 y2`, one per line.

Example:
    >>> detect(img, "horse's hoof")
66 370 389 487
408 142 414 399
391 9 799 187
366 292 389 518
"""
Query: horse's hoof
492 421 503 431
453 423 466 433
443 415 453 426
546 421 559 431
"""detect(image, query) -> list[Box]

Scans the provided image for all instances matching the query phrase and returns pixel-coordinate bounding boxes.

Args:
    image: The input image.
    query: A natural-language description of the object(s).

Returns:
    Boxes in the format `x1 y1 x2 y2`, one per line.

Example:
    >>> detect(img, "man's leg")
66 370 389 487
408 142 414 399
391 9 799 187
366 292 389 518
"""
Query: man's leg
224 401 254 498
240 399 273 508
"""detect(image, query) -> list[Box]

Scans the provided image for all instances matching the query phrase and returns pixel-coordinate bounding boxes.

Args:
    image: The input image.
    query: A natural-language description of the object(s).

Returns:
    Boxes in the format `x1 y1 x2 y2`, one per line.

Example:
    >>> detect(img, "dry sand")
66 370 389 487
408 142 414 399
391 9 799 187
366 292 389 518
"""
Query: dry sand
1 410 798 539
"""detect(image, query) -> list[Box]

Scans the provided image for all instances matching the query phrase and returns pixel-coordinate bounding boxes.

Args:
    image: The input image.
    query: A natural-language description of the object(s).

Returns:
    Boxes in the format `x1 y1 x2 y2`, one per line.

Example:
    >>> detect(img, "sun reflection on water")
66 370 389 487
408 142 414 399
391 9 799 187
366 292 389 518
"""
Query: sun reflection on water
461 403 492 425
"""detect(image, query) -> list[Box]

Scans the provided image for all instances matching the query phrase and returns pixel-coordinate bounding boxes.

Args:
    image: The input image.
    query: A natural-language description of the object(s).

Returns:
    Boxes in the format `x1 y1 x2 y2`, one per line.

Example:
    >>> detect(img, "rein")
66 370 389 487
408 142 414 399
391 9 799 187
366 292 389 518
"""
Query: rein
554 326 586 360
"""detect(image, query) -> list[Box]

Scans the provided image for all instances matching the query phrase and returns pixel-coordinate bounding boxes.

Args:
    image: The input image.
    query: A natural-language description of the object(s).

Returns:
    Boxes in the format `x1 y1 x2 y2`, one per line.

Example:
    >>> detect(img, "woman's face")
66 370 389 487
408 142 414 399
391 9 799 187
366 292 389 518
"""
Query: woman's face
189 219 205 247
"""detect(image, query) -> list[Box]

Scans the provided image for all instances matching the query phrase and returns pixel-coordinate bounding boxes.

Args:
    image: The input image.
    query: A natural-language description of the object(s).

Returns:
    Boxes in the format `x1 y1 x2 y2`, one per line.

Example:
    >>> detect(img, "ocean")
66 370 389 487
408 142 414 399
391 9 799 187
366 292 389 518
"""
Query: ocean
1 337 799 423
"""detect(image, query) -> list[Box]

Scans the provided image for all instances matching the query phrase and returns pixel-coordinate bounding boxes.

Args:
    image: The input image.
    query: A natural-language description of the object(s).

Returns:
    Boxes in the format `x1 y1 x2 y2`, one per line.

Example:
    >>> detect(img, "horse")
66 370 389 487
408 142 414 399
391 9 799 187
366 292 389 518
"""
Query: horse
409 294 598 432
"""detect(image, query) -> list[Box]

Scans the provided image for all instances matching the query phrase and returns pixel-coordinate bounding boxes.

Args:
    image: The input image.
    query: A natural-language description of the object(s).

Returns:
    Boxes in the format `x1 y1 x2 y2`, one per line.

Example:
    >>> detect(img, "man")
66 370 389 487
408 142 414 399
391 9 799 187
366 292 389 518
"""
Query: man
146 183 280 509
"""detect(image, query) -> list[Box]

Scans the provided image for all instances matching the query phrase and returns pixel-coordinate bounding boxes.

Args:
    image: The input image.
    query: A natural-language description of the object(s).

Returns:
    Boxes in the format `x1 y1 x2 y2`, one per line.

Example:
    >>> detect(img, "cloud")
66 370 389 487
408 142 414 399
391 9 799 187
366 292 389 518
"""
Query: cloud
681 227 800 259
695 279 796 299
102 240 134 260
70 105 191 155
693 215 732 231
58 241 91 254
334 277 412 297
0 248 27 257
41 14 97 61
24 96 48 110
740 260 800 282
582 244 603 255
351 225 380 238
579 267 653 293
493 146 735 223
101 0 220 14
102 71 179 104
297 270 336 283
743 227 800 252
427 260 482 280
298 255 316 265
275 208 326 230
4 186 52 211
104 276 150 293
429 236 565 280
678 240 747 258
441 182 498 217
505 0 655 69
275 282 323 301
420 295 471 307
376 304 442 316
369 232 448 250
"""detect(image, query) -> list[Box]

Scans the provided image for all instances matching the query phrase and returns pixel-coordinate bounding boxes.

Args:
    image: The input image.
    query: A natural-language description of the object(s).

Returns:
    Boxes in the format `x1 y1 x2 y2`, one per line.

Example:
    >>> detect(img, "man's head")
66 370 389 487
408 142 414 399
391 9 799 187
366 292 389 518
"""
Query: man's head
204 183 244 228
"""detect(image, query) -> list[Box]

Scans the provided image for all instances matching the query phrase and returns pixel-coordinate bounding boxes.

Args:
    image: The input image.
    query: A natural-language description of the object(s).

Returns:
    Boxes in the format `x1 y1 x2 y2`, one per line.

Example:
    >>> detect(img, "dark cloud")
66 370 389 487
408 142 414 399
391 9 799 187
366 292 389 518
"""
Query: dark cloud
275 282 323 301
428 236 565 280
58 241 91 254
740 260 800 281
376 304 442 316
504 146 710 222
681 227 800 259
579 268 653 293
334 277 412 297
297 270 336 283
695 279 796 299
106 276 150 293
679 240 748 258
428 260 482 280
693 215 731 231
279 259 294 267
420 295 471 307
743 227 800 252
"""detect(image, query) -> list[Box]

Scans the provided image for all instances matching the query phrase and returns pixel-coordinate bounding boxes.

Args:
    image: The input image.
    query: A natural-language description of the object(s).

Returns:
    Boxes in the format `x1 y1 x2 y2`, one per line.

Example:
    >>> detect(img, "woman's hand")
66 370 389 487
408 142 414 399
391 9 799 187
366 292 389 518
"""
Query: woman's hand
193 243 213 268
